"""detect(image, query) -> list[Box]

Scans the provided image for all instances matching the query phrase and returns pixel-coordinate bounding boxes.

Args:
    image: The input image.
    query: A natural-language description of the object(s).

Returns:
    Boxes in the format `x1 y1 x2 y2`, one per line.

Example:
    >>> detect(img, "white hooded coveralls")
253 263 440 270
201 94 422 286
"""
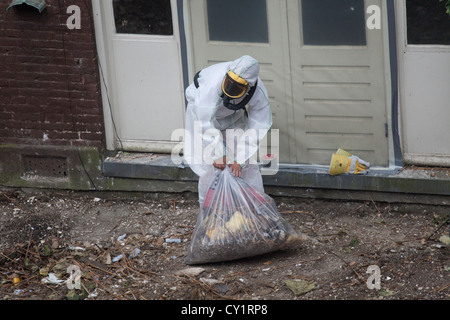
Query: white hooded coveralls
183 55 272 207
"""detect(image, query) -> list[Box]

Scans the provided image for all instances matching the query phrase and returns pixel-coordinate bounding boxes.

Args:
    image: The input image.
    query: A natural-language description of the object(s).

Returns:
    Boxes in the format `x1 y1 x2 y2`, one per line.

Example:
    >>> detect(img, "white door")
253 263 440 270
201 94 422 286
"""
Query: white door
100 0 185 152
287 0 390 166
397 0 450 166
186 0 391 166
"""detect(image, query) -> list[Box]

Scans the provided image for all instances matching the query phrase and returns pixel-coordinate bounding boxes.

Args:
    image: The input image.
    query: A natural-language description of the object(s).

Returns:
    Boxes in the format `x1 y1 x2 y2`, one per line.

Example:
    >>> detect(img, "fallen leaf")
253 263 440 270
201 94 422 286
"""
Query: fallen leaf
285 279 316 296
41 273 64 285
12 274 20 284
378 289 395 297
175 267 205 277
213 283 230 294
439 235 450 245
51 238 59 249
39 267 49 276
104 253 112 265
200 277 221 285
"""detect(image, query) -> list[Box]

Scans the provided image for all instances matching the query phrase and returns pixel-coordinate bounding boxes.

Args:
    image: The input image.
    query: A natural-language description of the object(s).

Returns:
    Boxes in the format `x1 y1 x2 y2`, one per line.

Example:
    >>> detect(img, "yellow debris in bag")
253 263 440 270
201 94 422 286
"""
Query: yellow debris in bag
226 211 247 233
206 226 227 243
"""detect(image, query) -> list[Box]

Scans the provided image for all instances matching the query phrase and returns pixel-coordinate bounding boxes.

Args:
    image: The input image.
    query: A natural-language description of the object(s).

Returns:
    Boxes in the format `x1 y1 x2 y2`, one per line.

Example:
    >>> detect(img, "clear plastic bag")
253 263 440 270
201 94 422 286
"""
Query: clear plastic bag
185 168 309 264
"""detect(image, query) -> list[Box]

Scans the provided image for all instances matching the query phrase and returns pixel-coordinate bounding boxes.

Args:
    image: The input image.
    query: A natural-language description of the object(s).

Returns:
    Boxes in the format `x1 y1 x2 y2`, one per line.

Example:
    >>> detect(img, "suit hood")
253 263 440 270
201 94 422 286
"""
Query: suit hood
227 55 260 86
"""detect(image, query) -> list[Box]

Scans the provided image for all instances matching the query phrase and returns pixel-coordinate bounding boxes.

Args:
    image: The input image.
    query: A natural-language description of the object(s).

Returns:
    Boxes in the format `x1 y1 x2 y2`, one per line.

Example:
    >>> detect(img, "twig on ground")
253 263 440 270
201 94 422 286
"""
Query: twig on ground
73 260 124 300
426 214 449 240
328 251 366 284
433 282 450 293
0 252 16 263
0 191 24 211
174 272 233 300
349 203 365 214
369 195 386 223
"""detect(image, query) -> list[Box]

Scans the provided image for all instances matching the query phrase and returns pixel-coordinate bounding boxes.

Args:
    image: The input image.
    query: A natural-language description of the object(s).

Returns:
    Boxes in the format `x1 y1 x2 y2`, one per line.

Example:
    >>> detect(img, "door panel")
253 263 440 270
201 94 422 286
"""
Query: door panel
398 0 450 165
287 0 389 166
102 0 185 151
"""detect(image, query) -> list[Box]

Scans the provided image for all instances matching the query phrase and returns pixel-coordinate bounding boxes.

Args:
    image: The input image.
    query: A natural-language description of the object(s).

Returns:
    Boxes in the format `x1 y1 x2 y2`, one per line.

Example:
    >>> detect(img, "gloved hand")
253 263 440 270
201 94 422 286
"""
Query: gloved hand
213 156 227 170
228 161 242 177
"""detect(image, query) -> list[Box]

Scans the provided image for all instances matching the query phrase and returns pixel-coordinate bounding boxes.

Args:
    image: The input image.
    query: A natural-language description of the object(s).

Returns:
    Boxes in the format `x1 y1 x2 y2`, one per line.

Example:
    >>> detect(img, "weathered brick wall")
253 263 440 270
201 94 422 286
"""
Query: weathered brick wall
0 0 105 148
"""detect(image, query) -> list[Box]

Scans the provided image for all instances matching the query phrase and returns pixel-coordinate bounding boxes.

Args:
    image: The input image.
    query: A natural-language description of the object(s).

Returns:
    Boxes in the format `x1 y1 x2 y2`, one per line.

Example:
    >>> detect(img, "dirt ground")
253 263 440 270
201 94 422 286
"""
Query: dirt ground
0 186 448 301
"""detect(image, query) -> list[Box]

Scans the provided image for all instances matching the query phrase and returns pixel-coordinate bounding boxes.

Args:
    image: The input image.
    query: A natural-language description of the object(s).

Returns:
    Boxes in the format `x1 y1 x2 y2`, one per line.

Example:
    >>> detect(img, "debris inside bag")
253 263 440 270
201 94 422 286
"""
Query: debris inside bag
185 168 310 265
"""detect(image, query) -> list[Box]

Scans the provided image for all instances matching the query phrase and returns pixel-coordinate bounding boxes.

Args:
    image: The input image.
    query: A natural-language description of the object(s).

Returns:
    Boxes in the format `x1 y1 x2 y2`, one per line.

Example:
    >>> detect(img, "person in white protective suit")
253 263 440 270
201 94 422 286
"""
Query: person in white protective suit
183 55 272 208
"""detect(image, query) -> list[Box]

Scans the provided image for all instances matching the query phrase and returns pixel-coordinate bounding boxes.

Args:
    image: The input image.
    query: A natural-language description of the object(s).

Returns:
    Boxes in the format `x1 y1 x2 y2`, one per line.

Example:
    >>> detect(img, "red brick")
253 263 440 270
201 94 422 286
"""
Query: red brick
0 0 104 148
0 113 13 120
44 113 64 123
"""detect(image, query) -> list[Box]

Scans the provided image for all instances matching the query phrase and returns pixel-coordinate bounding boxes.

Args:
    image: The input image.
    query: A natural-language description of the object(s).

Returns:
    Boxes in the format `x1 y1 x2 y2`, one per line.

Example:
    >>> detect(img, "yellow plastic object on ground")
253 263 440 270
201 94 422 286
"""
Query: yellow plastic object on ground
336 148 353 157
329 148 370 176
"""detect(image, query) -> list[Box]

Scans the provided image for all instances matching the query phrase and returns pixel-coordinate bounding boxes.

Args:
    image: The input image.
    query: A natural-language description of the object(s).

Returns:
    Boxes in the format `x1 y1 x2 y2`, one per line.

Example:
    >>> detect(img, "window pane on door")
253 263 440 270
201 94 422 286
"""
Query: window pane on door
301 0 366 46
206 0 269 43
113 0 173 35
406 0 450 45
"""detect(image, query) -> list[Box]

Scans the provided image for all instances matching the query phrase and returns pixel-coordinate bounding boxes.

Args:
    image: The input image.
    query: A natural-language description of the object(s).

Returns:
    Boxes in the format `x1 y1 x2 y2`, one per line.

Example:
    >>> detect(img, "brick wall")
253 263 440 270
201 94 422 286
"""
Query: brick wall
0 0 105 148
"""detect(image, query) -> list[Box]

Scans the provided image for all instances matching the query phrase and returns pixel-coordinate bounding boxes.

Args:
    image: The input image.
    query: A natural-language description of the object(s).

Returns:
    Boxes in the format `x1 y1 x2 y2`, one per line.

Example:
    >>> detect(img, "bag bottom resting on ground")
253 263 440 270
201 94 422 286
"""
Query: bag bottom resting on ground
185 168 310 264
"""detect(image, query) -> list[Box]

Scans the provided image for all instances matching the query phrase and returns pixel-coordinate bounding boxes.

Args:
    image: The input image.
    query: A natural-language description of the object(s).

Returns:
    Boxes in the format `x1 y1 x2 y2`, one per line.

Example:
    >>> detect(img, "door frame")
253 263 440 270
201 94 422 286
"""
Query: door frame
286 0 392 167
92 0 114 150
91 0 186 152
395 0 450 166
